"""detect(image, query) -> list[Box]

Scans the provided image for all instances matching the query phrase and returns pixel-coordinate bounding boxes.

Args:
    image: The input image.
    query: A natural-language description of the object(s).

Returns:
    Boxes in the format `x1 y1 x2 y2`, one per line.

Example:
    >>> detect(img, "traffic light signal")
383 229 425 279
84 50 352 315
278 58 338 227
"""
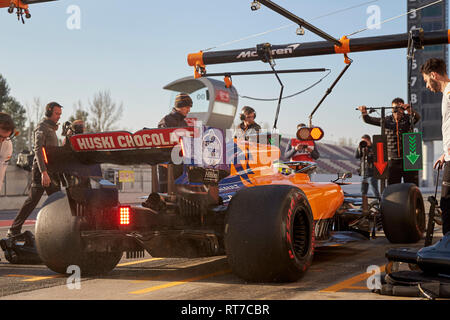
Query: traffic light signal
296 126 324 141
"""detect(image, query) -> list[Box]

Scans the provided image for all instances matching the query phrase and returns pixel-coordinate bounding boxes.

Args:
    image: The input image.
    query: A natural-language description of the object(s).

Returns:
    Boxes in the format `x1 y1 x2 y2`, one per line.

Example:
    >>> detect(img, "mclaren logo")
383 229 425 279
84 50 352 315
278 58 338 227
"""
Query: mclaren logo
236 44 301 59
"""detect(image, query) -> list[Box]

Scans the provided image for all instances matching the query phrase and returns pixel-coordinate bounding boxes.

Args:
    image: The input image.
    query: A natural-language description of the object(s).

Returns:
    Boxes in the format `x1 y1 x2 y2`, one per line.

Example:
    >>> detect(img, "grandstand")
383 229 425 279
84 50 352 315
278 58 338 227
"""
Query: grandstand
316 142 360 174
280 137 360 175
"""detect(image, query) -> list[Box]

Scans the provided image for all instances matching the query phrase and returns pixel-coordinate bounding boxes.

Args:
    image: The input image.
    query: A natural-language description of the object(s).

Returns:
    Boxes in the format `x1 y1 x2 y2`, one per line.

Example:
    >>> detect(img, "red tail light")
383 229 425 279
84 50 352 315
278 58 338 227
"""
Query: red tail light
119 206 131 225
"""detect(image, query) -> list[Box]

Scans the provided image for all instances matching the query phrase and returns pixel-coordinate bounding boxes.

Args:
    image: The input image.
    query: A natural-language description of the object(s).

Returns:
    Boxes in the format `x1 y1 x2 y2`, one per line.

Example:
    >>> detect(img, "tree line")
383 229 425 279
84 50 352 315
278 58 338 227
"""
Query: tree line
0 73 123 160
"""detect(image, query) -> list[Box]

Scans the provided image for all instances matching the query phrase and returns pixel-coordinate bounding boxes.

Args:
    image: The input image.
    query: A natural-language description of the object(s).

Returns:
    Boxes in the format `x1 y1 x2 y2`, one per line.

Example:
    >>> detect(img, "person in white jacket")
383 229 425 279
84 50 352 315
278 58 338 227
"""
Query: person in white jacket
0 112 15 193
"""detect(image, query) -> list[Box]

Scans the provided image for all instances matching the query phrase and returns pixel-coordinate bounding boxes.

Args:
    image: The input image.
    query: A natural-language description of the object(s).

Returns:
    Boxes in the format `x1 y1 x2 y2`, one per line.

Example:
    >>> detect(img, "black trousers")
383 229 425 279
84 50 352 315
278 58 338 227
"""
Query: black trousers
10 168 60 233
361 176 381 198
387 159 419 186
439 162 450 235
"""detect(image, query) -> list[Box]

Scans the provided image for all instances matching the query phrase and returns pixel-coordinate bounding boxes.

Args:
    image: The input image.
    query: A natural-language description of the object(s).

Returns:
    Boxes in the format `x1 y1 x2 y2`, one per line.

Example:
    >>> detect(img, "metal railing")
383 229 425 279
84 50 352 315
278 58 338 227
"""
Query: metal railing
0 165 155 197
0 169 31 197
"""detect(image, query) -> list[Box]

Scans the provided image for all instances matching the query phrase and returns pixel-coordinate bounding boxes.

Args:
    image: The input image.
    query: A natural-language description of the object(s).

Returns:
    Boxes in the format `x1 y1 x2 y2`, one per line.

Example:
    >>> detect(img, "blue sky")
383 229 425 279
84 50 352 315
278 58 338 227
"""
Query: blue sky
0 0 447 145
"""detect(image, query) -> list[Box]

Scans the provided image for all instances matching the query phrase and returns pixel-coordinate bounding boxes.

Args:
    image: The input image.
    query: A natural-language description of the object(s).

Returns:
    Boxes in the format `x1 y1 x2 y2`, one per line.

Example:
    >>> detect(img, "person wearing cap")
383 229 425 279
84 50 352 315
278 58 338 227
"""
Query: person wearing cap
284 123 320 162
0 112 15 194
158 93 192 128
8 102 63 238
157 93 192 192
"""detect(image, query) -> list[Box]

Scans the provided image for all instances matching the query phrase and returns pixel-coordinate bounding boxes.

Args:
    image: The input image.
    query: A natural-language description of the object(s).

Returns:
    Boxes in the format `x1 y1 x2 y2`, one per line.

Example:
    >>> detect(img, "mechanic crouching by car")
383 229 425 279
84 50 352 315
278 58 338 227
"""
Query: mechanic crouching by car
157 92 193 192
284 123 320 162
7 102 63 238
357 98 421 185
355 134 380 199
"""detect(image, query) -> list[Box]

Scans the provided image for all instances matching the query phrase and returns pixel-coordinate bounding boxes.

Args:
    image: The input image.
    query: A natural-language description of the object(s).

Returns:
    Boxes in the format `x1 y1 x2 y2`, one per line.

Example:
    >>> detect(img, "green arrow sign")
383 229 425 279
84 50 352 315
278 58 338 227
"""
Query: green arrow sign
406 152 420 165
403 132 422 171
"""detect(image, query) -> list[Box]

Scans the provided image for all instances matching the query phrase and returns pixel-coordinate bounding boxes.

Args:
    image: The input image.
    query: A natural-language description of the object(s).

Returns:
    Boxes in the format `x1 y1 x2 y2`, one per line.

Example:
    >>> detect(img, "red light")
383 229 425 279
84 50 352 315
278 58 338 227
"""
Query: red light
119 206 130 225
42 147 48 164
180 137 185 157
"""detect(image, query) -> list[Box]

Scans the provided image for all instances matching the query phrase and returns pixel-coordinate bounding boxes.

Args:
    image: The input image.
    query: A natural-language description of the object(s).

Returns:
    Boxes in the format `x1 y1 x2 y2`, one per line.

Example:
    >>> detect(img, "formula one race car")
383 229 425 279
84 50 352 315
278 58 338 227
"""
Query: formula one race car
28 124 425 282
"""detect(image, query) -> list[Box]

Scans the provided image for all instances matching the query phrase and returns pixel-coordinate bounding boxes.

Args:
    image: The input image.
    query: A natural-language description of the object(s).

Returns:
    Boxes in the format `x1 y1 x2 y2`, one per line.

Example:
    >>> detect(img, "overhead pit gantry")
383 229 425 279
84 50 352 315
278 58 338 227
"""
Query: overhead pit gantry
187 0 450 127
0 0 58 23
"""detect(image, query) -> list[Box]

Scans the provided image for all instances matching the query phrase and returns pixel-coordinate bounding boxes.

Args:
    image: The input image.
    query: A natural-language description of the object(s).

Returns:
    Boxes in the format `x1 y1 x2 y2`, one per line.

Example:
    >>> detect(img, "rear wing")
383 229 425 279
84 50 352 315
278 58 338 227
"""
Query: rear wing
45 127 195 175
68 127 195 152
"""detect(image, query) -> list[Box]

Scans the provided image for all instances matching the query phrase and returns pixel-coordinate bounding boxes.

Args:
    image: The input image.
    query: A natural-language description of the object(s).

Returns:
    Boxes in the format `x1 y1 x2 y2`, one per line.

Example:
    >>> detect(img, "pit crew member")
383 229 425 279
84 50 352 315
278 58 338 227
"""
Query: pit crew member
357 98 421 185
0 112 15 193
8 102 63 238
234 106 261 139
421 57 450 236
158 92 192 128
157 92 192 192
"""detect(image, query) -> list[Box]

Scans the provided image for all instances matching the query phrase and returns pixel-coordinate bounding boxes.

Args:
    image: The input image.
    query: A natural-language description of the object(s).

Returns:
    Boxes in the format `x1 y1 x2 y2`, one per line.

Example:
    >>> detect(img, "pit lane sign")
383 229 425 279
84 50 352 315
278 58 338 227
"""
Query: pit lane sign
402 132 422 171
118 170 135 183
372 135 388 179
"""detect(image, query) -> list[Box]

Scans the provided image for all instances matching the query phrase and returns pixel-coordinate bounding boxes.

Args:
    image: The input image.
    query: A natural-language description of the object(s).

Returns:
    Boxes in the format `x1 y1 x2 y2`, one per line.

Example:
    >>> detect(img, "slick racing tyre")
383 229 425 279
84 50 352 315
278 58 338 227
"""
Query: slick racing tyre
35 192 123 276
225 185 314 282
380 183 425 244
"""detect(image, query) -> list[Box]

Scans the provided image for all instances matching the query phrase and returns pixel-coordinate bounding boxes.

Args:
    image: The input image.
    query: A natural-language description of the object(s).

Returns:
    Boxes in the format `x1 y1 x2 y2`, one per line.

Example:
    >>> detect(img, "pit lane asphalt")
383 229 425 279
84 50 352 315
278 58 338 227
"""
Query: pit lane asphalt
0 206 444 300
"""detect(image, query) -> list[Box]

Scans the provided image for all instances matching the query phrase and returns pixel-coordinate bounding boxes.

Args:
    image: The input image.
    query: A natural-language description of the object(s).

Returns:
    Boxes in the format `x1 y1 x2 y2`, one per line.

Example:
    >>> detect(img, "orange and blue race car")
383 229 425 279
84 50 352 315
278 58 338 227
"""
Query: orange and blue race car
8 123 424 282
2 0 441 282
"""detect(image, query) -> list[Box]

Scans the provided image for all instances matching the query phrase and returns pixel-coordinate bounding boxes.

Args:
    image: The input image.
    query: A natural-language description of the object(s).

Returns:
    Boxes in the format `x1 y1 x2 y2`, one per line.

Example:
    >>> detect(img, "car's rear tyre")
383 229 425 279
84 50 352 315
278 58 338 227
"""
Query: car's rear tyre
225 185 314 282
35 192 122 275
380 183 425 244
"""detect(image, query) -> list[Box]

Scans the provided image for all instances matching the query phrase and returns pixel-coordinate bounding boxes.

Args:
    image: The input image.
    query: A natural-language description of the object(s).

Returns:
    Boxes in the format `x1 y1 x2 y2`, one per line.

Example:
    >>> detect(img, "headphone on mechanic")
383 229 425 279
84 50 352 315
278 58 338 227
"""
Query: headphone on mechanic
45 102 62 118
240 106 256 121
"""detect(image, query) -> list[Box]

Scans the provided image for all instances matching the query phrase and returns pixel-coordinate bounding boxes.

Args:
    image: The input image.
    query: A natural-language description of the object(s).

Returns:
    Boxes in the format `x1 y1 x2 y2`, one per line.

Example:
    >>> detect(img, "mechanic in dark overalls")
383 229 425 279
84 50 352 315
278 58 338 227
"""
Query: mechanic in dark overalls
8 102 63 238
157 93 192 192
357 98 421 185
